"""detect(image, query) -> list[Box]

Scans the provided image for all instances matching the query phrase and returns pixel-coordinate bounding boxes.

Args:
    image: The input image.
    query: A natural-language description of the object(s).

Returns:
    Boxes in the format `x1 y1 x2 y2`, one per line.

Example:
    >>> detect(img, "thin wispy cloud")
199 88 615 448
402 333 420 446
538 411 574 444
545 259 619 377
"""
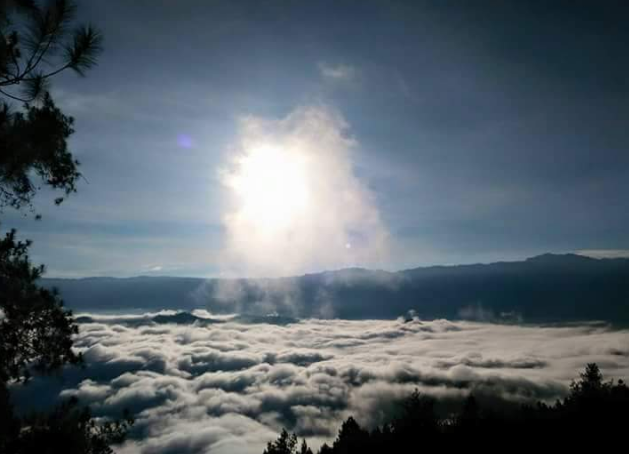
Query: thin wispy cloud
577 250 629 259
318 62 357 82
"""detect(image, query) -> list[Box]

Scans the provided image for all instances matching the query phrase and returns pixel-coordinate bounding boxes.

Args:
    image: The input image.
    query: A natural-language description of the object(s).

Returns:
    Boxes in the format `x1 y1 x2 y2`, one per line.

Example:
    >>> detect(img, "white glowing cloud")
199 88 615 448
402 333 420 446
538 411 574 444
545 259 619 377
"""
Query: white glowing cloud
219 107 388 276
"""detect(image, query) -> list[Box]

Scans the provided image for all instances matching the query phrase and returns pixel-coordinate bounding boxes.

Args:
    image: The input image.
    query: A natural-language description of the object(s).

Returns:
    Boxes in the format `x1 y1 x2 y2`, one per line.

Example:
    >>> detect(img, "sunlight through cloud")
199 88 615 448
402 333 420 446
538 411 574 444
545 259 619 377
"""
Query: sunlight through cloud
219 107 388 277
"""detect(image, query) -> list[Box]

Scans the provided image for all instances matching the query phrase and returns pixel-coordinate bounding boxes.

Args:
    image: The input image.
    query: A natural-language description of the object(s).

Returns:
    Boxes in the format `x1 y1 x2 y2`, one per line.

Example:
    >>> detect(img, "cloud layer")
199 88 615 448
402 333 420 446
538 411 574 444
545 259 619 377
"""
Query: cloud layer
12 314 629 454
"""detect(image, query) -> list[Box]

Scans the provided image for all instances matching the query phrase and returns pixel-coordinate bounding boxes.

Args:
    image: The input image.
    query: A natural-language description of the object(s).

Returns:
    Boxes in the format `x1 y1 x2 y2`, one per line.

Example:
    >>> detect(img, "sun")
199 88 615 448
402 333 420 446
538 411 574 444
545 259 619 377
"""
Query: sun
226 144 310 234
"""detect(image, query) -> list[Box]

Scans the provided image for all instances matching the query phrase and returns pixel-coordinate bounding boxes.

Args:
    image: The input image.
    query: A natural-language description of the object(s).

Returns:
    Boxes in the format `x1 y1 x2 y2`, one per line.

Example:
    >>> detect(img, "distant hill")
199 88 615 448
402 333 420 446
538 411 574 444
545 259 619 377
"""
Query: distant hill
42 254 629 324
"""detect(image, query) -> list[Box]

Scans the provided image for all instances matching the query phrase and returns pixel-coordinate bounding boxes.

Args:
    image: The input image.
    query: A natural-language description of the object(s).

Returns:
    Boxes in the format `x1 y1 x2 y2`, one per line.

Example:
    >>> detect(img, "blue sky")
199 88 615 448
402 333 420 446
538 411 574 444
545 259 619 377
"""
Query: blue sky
3 0 629 277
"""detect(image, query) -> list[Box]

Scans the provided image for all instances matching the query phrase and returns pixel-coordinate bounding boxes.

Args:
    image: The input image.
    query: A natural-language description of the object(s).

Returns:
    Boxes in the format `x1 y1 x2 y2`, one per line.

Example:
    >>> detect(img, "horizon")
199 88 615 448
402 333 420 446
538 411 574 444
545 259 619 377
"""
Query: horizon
41 250 629 280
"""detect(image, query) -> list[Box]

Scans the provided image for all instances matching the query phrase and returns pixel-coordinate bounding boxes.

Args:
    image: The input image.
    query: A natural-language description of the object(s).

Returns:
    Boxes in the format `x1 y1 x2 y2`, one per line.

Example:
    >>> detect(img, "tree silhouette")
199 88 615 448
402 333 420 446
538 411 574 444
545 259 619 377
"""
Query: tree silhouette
0 228 80 383
299 439 314 454
263 428 312 454
453 393 480 439
262 364 629 453
0 0 96 385
0 92 77 210
570 362 603 396
393 388 439 437
9 397 133 454
0 0 101 96
318 444 332 454
0 380 19 453
0 1 131 452
331 416 369 454
1 0 102 210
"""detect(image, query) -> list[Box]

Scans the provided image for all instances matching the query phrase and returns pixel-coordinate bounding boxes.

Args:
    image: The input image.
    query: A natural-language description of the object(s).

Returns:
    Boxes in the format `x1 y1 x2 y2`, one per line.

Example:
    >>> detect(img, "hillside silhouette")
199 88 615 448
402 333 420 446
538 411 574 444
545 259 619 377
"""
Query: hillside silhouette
44 254 629 324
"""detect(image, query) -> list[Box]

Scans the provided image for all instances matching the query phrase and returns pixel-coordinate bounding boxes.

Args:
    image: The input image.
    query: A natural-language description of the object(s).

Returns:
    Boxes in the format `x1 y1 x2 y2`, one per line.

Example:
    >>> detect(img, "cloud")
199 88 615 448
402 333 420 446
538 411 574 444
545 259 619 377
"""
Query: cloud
576 249 629 259
219 106 388 278
53 88 126 117
318 63 357 82
10 315 629 454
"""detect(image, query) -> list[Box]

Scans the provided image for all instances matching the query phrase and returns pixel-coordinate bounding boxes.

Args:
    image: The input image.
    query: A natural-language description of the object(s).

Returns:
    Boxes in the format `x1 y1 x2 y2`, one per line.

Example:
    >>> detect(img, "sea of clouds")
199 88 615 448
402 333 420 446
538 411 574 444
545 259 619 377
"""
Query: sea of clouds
11 312 629 454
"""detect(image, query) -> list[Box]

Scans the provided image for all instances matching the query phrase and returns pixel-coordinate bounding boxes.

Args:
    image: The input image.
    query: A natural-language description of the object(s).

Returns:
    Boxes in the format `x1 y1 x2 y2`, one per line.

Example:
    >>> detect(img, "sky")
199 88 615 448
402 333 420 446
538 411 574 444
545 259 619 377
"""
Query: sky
3 0 629 277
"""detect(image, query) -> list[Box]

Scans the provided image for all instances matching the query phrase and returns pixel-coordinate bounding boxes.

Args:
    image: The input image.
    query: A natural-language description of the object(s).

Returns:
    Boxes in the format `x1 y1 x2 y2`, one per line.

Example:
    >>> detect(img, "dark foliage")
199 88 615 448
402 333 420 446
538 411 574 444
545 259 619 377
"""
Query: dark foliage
263 428 314 454
264 363 629 452
0 2 132 453
0 0 103 101
0 227 80 383
1 382 134 454
0 227 134 453
1 0 102 210
0 93 78 210
263 429 298 454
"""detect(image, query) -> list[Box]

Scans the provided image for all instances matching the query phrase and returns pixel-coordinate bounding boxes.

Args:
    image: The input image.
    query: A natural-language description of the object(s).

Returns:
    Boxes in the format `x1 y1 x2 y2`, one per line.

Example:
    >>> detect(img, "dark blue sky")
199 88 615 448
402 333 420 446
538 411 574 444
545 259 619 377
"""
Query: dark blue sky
6 0 629 277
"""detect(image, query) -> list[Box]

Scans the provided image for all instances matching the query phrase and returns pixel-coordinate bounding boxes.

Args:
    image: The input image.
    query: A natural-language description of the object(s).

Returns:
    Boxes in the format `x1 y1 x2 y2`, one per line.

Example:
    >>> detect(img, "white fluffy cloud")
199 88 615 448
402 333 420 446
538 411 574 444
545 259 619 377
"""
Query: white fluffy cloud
12 314 629 454
219 106 388 277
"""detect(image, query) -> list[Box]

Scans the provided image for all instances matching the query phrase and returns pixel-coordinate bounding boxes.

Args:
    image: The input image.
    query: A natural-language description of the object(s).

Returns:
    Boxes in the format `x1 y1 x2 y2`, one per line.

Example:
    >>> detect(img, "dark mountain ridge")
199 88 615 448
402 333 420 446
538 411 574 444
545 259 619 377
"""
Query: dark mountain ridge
42 254 629 324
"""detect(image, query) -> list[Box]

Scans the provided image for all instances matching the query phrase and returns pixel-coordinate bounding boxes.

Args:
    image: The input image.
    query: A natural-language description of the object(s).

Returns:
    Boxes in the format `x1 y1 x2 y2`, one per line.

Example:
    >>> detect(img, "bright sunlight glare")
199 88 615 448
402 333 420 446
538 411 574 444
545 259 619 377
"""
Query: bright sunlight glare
220 107 387 277
227 144 310 234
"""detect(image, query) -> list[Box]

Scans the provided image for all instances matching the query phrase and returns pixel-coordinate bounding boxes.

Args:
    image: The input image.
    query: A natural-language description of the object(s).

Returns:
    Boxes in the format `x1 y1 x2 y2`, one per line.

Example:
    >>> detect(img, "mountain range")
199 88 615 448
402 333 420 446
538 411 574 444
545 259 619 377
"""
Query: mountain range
42 254 629 324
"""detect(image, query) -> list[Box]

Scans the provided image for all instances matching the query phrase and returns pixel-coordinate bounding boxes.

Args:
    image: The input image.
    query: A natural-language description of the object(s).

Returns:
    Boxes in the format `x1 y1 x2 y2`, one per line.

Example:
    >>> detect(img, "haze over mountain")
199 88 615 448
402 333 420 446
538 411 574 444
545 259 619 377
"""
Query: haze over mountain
43 254 629 324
